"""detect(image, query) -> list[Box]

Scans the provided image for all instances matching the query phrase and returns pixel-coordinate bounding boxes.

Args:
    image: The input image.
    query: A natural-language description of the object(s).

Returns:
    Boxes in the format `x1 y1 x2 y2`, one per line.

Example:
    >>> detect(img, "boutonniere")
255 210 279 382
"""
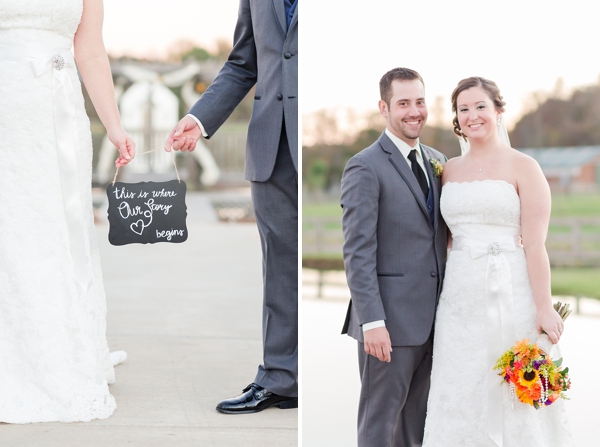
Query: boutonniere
429 158 443 178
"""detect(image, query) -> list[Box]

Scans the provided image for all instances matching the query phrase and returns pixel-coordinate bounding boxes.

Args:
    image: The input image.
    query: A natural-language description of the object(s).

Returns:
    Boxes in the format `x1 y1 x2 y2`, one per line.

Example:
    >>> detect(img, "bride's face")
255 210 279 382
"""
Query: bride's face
456 87 501 141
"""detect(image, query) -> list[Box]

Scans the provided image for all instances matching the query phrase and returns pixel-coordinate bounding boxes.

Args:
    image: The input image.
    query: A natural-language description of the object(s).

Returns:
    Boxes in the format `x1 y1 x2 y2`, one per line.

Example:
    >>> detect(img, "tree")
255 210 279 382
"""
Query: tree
510 78 600 148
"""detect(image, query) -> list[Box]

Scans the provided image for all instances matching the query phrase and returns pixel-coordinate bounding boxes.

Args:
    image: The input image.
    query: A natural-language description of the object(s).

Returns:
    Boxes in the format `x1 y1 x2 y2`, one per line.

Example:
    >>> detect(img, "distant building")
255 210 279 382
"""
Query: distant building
519 146 600 193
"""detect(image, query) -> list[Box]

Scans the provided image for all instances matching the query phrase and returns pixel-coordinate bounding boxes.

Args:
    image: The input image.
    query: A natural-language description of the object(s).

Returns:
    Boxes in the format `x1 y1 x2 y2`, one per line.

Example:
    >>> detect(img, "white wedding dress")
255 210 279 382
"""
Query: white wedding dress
0 0 116 422
423 180 574 446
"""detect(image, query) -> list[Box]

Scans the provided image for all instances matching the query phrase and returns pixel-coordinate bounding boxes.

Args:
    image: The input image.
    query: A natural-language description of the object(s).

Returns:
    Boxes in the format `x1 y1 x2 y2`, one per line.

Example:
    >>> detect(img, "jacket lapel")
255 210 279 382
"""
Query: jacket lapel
272 0 288 35
421 145 442 231
379 133 432 228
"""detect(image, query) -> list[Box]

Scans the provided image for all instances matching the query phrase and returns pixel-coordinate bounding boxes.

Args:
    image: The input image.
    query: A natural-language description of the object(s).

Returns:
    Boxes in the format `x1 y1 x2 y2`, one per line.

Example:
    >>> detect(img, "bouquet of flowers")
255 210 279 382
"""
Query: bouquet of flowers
493 302 572 409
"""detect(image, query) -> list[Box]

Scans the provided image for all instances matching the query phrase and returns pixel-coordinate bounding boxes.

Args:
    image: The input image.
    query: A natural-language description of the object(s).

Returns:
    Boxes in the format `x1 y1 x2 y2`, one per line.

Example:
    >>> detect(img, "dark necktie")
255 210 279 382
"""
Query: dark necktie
285 0 297 29
408 149 429 198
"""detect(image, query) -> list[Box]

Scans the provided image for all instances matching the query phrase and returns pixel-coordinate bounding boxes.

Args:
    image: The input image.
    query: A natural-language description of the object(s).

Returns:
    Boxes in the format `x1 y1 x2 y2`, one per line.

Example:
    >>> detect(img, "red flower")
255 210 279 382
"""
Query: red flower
513 360 523 370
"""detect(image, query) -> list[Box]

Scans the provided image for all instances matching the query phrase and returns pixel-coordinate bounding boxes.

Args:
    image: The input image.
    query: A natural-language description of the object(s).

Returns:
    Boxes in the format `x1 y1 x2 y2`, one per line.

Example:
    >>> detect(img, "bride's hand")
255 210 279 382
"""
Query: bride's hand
536 306 564 344
108 128 136 167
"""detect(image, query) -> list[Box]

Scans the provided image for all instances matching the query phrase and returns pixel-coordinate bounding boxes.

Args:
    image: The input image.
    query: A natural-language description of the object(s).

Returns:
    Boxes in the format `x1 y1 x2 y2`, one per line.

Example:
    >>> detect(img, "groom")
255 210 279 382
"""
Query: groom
341 68 448 446
164 0 298 413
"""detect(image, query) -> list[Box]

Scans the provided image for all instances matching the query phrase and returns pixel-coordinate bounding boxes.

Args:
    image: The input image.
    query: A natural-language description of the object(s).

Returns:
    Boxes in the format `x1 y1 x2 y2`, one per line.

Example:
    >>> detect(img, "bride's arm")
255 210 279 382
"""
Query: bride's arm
73 0 135 167
517 154 563 344
441 158 455 249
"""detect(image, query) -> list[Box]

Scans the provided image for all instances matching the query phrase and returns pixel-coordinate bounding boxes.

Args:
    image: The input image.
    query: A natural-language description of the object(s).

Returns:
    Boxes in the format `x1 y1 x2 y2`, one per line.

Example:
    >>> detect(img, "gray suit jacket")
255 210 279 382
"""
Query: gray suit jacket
341 132 448 346
188 0 298 182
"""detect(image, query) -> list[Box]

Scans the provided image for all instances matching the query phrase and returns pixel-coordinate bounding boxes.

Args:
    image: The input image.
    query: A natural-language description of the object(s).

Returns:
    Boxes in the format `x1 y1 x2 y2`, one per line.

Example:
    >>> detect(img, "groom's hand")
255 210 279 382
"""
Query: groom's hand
364 327 392 362
165 116 202 152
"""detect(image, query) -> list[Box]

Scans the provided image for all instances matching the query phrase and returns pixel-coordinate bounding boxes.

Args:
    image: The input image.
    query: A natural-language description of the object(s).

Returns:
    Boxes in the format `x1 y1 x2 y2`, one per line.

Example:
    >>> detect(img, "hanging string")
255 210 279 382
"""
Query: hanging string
111 148 181 187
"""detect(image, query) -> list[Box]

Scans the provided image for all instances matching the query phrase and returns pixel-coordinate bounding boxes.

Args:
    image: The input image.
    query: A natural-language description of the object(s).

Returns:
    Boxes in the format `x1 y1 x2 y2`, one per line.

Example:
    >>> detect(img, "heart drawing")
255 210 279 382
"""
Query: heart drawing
130 219 145 235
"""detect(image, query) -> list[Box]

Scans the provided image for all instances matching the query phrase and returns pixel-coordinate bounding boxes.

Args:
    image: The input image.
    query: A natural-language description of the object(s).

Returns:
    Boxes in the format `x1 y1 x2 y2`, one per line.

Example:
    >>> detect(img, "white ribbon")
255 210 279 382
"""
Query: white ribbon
0 43 92 292
452 234 521 447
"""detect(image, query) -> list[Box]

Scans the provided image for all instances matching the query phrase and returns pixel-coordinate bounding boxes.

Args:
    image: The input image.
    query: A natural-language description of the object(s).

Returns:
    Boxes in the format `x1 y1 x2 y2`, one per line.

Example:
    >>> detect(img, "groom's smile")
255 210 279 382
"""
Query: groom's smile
404 119 423 127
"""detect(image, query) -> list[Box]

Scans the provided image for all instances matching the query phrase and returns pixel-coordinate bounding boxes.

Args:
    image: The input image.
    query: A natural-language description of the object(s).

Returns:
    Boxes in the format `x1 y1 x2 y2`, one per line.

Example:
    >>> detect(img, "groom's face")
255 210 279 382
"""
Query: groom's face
379 79 428 146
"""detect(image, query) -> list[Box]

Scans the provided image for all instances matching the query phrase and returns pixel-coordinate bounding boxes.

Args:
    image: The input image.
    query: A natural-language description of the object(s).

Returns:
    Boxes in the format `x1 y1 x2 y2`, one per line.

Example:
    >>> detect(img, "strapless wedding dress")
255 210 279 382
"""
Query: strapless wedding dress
0 0 116 422
423 180 574 446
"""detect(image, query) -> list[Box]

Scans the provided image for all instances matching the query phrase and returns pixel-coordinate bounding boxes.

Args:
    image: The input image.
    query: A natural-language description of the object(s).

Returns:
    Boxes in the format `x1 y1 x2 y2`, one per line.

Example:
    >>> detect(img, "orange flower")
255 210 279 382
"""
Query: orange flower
514 369 543 405
524 382 542 401
516 385 534 405
513 339 541 364
547 393 560 403
529 344 541 360
514 339 532 361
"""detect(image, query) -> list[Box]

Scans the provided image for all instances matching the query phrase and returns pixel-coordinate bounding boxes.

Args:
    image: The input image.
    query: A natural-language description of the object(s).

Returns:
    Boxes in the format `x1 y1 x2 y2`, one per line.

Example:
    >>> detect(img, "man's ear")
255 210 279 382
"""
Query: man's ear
378 99 388 119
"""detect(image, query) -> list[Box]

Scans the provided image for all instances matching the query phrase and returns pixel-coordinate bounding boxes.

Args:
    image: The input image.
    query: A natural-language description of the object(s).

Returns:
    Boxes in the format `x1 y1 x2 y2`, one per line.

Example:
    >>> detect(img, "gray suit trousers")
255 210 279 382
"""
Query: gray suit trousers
357 334 433 447
251 124 298 397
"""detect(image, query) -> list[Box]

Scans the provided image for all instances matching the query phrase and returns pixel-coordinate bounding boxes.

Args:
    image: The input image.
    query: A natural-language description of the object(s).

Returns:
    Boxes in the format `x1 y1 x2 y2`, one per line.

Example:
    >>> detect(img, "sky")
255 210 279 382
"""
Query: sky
103 0 239 58
101 1 600 141
301 0 600 140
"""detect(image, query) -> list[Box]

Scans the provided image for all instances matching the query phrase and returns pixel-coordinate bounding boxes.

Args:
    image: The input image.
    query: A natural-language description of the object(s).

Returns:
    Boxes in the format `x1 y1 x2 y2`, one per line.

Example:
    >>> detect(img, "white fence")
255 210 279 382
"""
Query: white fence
303 217 600 267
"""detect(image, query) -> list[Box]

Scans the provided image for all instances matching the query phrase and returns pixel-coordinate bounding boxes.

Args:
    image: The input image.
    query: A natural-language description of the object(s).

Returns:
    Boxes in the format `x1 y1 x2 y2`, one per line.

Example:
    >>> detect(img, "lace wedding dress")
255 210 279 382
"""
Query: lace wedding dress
0 0 116 422
423 180 574 446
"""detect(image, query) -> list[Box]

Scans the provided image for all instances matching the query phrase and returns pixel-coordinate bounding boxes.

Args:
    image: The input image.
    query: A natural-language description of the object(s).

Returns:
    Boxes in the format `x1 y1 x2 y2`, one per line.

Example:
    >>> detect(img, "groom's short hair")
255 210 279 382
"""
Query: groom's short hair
380 68 425 106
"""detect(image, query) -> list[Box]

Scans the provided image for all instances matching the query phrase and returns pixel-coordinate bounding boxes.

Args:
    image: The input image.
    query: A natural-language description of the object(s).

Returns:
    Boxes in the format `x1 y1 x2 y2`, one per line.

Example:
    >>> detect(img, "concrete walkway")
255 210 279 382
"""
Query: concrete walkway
2 191 297 447
303 287 600 447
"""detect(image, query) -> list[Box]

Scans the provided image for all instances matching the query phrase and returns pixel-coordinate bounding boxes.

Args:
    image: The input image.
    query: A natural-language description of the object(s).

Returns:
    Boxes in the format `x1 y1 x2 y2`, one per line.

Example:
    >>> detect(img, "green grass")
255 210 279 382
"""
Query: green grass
303 194 600 234
303 201 342 218
303 194 600 220
551 268 600 299
300 261 599 299
551 194 600 218
302 202 343 218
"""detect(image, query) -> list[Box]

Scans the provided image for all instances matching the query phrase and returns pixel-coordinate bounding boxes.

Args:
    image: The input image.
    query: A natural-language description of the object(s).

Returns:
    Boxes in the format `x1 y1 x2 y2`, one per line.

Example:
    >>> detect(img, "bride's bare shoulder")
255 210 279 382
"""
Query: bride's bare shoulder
441 155 465 183
509 148 542 174
509 149 547 193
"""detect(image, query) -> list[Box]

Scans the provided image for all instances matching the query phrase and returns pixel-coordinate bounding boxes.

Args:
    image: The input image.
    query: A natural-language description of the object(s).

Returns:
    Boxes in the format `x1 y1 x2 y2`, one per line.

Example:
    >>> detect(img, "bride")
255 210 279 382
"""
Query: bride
0 0 134 422
422 77 574 446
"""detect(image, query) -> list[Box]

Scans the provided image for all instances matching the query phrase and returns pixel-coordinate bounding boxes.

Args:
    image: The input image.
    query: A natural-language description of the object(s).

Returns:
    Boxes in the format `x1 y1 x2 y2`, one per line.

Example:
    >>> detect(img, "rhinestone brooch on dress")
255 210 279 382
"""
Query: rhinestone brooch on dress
487 242 502 256
51 54 65 71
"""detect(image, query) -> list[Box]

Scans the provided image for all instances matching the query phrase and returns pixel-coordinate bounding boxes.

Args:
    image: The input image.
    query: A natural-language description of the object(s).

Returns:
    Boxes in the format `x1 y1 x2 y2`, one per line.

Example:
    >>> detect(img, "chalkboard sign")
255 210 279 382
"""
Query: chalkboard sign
106 180 188 246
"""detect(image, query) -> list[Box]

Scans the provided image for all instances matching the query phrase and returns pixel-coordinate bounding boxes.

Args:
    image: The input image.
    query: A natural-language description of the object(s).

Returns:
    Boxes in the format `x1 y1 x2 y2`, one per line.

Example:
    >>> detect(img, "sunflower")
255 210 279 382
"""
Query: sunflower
518 369 539 385
515 369 542 403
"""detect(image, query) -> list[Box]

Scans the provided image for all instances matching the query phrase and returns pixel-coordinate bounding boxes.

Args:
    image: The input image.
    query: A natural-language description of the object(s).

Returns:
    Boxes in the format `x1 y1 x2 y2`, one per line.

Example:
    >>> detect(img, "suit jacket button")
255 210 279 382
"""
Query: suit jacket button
284 52 292 59
430 272 437 277
277 93 283 101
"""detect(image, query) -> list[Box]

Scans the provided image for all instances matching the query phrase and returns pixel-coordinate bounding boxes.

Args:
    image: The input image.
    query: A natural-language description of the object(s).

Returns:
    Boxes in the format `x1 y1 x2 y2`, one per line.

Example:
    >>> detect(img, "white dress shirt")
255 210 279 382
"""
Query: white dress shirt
362 128 429 333
186 114 208 138
385 128 430 187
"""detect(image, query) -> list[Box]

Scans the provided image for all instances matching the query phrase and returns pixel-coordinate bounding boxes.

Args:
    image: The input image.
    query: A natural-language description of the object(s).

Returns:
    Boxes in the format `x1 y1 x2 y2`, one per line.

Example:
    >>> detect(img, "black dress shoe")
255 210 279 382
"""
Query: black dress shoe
216 383 298 414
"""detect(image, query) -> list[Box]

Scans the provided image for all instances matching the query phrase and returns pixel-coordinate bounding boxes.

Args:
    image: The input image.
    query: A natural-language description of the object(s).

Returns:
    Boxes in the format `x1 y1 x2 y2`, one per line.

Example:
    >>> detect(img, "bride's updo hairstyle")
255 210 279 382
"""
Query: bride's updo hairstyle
451 77 506 141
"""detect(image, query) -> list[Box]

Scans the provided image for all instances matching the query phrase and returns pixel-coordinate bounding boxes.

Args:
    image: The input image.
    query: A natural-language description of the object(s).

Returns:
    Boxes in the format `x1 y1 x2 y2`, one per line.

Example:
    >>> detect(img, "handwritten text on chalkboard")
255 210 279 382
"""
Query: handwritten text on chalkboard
106 180 188 245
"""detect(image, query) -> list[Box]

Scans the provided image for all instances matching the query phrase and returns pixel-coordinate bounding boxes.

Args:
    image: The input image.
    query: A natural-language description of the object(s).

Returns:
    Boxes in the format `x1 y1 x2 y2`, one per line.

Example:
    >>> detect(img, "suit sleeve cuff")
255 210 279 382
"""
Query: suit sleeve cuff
362 320 385 332
186 114 208 138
